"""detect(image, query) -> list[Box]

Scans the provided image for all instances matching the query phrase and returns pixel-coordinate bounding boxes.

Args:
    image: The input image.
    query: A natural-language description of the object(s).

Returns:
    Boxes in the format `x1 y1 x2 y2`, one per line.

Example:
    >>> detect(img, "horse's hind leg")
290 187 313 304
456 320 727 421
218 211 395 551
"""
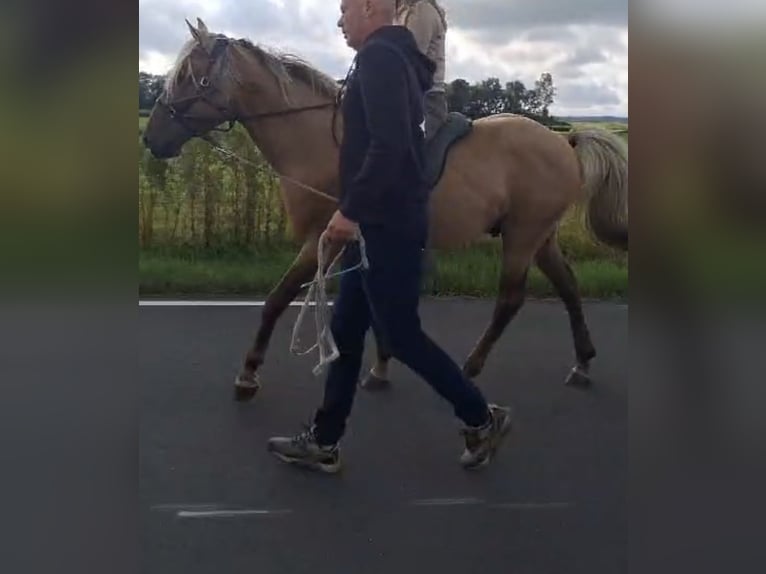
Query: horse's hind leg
359 331 393 391
462 230 533 379
535 234 596 387
234 236 320 401
360 247 435 391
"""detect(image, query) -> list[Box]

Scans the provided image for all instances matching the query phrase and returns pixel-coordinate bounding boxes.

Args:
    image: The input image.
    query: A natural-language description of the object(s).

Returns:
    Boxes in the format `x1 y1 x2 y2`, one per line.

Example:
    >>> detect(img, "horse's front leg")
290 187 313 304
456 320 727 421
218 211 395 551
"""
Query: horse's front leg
234 237 319 401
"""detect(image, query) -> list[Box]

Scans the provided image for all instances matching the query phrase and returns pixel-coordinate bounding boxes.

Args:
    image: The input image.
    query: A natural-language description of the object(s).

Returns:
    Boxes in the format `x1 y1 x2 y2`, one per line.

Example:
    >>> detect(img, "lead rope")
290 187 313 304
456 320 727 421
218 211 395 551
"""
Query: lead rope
202 135 339 203
290 229 369 376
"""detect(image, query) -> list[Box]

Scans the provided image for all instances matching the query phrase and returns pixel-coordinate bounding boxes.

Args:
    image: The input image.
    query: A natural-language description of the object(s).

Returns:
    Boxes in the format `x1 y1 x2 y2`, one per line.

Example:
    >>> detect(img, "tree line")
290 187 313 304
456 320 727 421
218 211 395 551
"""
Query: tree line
139 71 165 110
139 70 565 126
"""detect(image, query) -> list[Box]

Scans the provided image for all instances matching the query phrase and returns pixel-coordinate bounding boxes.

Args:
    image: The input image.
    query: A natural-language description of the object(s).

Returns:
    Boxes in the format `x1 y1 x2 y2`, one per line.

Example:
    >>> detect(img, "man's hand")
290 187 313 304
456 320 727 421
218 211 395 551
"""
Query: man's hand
325 210 358 243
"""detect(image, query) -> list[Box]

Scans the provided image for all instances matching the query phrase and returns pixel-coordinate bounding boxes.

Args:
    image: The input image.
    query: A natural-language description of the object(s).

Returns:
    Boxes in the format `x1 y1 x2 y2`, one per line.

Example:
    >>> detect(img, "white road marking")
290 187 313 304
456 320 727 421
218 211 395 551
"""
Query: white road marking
151 504 222 511
152 500 573 518
411 498 484 506
176 509 292 518
411 499 574 510
139 300 331 307
492 502 573 510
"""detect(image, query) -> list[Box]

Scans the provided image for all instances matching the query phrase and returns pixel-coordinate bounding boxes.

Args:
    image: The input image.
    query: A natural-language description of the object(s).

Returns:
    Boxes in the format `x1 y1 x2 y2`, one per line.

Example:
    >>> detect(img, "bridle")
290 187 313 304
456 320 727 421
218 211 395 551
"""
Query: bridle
155 36 338 140
154 36 342 205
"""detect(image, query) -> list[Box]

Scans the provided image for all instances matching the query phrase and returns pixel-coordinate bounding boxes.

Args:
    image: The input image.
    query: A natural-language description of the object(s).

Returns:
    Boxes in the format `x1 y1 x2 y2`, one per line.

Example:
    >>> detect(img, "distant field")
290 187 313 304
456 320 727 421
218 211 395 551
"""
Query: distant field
571 121 628 132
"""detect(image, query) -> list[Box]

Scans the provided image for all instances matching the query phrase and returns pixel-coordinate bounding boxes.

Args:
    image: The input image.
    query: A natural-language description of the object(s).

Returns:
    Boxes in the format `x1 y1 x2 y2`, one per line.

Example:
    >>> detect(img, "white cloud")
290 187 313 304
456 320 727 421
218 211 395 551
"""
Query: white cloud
139 0 628 116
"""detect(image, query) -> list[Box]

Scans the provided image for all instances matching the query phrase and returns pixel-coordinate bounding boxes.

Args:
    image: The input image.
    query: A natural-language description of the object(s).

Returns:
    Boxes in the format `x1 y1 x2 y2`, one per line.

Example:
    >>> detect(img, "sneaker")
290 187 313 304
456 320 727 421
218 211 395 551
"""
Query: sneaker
267 425 341 474
459 404 513 470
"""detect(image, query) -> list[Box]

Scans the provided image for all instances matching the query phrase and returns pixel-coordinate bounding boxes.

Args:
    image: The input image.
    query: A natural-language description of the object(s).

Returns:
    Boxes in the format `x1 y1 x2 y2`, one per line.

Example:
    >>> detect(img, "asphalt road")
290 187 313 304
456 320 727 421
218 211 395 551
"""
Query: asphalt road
140 299 627 574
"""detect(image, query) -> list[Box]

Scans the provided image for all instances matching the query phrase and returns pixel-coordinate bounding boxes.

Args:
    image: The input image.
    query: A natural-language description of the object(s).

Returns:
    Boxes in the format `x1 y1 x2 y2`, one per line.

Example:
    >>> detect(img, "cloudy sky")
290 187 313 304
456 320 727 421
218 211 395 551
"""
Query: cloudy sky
139 0 628 117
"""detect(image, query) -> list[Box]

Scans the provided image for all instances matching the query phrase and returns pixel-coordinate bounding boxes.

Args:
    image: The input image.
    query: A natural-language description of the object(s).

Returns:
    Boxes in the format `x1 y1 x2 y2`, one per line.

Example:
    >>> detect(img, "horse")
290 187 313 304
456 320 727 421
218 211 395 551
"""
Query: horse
142 18 628 400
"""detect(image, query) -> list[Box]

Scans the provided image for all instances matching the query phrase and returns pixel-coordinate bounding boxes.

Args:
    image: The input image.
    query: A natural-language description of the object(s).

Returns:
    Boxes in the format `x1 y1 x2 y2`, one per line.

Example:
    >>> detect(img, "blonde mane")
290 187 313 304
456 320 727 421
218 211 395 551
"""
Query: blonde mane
234 39 340 103
163 37 199 100
163 35 341 104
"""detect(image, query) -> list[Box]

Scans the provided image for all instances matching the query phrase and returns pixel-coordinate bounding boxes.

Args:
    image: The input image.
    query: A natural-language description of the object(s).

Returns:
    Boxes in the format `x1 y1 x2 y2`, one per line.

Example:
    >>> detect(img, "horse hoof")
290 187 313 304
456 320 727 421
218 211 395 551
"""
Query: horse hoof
461 361 481 380
359 372 391 391
565 366 592 388
234 375 262 401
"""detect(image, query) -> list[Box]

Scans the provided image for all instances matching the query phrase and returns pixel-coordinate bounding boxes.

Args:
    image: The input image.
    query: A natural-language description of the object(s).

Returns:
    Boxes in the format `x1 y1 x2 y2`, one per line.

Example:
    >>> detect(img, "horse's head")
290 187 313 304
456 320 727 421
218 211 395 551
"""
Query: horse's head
143 18 238 159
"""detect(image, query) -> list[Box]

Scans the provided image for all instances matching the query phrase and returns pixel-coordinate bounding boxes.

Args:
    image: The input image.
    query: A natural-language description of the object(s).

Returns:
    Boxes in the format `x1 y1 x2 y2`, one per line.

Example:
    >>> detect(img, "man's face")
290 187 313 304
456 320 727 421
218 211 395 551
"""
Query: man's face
338 0 367 50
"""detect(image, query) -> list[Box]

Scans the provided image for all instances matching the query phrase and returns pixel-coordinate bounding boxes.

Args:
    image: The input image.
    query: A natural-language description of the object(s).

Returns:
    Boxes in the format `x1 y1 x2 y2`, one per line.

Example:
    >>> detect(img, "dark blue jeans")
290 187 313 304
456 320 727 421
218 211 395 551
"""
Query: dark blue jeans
313 223 490 445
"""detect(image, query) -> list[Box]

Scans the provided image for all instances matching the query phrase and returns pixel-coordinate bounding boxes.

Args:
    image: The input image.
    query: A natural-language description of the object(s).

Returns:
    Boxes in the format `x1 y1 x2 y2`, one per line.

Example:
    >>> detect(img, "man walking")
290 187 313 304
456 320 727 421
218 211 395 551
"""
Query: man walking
267 0 512 473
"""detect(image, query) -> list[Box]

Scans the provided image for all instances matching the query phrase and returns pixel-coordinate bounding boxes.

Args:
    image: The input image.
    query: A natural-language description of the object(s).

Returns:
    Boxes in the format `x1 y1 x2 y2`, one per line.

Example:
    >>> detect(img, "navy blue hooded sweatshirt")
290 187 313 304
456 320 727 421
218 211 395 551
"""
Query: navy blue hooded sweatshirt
337 25 436 237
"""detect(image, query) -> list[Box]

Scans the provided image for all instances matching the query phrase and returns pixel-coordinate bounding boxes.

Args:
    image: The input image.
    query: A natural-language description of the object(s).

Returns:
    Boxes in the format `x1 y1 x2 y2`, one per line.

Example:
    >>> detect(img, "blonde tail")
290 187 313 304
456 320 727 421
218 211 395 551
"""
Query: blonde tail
569 128 629 250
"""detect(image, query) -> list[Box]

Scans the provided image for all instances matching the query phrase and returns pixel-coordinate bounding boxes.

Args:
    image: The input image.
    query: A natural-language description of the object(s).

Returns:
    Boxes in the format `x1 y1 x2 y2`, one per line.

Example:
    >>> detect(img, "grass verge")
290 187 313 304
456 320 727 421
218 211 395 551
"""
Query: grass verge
140 244 628 300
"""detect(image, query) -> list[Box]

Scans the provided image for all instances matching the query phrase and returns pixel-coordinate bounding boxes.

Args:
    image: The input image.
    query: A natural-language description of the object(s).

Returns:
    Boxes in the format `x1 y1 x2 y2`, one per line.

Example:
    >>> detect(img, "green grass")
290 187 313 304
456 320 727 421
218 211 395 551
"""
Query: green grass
139 244 628 300
140 246 301 297
425 243 626 299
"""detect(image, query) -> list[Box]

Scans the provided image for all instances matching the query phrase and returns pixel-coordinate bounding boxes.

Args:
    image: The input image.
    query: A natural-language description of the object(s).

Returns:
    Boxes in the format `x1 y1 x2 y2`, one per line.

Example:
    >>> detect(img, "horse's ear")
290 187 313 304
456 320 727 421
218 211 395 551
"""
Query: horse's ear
186 19 203 43
196 18 209 33
185 18 216 53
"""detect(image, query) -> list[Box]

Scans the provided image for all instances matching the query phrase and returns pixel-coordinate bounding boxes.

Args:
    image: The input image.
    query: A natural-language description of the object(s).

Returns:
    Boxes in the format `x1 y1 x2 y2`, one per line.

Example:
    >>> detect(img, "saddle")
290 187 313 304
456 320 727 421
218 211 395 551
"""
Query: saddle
422 112 473 189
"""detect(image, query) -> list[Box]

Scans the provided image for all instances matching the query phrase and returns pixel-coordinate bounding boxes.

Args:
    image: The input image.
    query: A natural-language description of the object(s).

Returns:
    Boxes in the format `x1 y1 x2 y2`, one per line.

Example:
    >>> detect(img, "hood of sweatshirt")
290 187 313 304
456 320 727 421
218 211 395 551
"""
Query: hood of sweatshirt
362 25 436 92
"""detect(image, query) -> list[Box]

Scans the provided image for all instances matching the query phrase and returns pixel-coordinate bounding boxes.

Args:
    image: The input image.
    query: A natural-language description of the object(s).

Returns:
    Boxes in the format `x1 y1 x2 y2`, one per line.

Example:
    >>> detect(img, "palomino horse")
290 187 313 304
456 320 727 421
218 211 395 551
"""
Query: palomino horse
143 19 628 399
